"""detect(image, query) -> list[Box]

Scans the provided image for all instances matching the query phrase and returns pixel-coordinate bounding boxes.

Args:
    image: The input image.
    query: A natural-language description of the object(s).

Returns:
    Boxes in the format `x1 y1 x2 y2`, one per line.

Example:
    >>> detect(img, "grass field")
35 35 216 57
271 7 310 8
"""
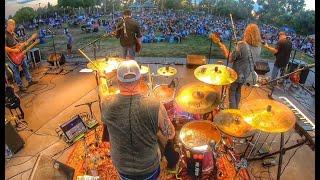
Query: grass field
33 25 314 63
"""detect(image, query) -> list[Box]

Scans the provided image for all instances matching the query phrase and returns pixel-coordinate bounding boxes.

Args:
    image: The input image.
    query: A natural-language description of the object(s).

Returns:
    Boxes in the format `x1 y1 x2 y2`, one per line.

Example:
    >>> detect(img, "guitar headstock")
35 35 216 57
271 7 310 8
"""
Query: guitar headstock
210 32 221 44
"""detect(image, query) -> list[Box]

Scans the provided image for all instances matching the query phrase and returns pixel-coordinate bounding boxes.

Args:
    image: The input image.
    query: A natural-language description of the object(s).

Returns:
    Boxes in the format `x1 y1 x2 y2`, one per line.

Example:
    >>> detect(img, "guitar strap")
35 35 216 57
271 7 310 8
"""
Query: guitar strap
244 42 257 83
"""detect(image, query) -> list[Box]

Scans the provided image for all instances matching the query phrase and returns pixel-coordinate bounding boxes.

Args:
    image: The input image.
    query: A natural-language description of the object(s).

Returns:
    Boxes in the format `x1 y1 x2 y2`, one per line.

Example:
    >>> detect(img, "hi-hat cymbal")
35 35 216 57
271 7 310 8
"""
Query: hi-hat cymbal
180 120 221 152
157 66 177 76
240 99 296 133
194 64 237 85
140 65 150 76
214 109 256 138
175 83 220 114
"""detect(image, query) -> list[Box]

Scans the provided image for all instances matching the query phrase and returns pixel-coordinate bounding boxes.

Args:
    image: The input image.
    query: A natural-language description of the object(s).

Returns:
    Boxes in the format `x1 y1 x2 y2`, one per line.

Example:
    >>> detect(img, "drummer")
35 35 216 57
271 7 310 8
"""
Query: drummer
101 60 176 179
211 24 262 108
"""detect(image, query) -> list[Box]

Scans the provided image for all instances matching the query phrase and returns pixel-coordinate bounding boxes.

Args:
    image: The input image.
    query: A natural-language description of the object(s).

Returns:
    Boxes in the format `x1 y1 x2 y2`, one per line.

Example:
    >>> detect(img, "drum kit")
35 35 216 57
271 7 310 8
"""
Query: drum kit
86 58 297 179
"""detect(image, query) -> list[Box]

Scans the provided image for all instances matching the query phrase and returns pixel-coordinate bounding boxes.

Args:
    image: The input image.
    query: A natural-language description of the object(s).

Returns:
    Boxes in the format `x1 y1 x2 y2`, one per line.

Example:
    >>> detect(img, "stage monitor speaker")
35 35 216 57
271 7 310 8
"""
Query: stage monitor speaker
29 154 75 180
186 55 207 68
5 120 24 154
47 53 66 66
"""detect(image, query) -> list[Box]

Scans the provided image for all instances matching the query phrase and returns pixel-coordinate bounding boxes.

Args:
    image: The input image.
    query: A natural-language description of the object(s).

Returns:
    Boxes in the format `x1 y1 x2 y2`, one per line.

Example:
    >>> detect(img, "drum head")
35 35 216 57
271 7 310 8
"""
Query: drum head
153 84 175 102
180 120 221 153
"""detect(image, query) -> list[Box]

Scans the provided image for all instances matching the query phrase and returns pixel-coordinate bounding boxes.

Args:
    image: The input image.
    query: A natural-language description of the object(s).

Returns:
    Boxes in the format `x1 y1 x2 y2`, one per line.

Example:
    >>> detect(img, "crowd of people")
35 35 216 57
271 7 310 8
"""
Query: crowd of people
8 10 314 57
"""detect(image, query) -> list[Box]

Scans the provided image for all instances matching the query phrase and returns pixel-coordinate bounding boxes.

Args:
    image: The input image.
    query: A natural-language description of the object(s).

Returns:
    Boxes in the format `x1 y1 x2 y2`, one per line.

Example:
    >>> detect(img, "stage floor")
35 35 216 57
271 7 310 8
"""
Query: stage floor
5 57 315 180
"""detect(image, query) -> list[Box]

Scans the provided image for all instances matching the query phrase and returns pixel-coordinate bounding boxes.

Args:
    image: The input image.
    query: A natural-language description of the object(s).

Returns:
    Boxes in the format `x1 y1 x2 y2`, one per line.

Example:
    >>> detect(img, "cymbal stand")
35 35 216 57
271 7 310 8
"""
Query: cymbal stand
244 131 262 159
75 100 98 120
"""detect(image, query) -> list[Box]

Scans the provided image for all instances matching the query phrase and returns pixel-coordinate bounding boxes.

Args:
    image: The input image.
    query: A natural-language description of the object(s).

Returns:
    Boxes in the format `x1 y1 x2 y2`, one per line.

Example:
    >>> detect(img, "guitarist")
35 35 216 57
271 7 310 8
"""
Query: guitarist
211 24 262 109
5 19 38 92
116 9 142 60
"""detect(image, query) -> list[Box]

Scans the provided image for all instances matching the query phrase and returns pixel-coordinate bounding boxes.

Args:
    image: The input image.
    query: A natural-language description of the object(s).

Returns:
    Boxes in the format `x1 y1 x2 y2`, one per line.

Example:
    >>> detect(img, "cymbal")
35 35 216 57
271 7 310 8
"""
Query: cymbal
87 58 123 73
157 66 177 76
180 120 221 152
214 109 256 138
175 83 220 114
140 65 150 76
240 99 296 133
194 64 237 85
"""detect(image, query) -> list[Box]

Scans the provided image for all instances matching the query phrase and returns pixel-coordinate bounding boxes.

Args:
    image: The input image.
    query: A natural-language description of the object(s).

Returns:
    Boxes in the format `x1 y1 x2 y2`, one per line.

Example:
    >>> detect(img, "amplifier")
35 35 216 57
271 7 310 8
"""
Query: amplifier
287 61 310 84
5 120 24 154
29 154 75 180
186 55 207 68
254 61 270 75
28 48 42 67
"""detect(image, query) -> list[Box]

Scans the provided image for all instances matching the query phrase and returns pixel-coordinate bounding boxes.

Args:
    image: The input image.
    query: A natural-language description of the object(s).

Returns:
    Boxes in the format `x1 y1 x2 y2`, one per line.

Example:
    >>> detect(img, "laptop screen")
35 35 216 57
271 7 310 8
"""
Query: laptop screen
60 115 87 142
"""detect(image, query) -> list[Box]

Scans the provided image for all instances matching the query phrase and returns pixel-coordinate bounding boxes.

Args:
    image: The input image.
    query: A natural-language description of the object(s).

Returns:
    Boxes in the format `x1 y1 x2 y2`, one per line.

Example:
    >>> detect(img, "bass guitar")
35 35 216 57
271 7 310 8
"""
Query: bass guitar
7 33 39 66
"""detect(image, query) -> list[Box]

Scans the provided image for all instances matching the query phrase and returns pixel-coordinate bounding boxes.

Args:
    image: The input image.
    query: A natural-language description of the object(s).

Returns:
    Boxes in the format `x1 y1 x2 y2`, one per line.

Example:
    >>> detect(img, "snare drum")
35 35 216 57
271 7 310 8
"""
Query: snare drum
180 121 222 175
153 84 175 103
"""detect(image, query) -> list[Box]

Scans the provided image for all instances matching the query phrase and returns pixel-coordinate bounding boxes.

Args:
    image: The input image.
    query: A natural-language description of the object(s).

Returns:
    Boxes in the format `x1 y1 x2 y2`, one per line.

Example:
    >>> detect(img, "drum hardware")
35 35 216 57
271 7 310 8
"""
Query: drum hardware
157 66 177 77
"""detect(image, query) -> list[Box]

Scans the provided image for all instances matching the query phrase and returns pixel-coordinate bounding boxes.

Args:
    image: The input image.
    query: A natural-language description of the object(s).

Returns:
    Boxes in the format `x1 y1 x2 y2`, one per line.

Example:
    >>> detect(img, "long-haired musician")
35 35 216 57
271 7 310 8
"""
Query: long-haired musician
5 19 37 92
211 23 262 108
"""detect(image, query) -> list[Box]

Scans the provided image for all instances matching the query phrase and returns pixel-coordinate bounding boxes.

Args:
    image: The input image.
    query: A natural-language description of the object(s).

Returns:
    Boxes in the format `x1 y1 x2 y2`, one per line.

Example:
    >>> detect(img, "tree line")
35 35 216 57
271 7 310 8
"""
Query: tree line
9 0 314 35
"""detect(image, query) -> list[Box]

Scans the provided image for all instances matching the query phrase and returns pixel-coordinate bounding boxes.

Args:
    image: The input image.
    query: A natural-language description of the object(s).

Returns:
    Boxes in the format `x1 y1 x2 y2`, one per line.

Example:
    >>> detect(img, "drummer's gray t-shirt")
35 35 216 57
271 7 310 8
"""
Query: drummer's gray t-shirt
102 94 160 175
231 41 261 83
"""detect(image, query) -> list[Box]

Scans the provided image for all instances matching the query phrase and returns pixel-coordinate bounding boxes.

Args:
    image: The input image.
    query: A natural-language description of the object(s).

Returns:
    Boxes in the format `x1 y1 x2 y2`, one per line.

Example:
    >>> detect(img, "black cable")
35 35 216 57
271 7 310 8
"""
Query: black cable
280 144 303 175
6 167 33 180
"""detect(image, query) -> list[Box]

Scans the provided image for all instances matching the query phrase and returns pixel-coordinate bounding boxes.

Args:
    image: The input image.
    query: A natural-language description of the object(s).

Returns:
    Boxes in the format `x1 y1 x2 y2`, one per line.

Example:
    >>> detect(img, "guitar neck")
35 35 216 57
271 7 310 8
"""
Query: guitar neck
23 41 39 54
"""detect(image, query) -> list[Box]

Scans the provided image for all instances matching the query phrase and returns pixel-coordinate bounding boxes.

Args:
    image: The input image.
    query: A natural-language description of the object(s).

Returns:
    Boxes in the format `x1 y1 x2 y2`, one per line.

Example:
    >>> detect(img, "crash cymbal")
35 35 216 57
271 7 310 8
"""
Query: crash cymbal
175 83 220 114
157 66 177 76
194 64 237 85
214 109 256 138
240 99 296 133
180 120 221 152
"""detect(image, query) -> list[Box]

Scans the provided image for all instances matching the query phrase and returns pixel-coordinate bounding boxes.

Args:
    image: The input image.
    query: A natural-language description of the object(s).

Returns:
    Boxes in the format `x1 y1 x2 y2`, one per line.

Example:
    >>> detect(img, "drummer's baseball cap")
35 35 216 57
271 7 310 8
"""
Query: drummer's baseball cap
117 60 141 83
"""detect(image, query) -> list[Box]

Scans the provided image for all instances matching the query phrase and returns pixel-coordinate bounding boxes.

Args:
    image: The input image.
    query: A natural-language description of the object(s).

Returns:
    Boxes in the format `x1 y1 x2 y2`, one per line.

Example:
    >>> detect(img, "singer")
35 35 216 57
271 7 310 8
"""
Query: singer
101 60 175 180
116 10 142 59
211 23 262 108
263 31 292 83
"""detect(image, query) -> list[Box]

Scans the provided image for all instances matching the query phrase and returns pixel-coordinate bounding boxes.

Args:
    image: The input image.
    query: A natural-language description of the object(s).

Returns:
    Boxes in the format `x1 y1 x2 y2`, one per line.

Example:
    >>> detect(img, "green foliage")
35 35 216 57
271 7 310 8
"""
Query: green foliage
13 7 36 24
256 0 314 35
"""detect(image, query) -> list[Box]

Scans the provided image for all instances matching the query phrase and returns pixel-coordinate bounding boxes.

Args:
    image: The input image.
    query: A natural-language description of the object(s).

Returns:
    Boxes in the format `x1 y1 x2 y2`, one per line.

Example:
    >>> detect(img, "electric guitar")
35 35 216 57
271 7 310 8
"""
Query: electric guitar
7 33 39 66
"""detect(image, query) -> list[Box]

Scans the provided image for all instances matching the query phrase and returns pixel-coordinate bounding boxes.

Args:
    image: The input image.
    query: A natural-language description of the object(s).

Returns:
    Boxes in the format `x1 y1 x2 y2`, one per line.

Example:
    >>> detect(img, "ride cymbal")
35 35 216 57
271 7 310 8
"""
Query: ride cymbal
240 99 296 133
157 66 177 76
175 83 220 114
194 64 237 85
214 109 256 138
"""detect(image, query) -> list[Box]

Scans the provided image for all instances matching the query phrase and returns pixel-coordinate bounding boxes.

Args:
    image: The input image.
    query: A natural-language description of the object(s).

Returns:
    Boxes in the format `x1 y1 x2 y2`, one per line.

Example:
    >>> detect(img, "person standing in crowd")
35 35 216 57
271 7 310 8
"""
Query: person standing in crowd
211 23 262 109
102 60 175 179
5 19 38 92
65 31 73 58
116 10 142 59
263 31 292 82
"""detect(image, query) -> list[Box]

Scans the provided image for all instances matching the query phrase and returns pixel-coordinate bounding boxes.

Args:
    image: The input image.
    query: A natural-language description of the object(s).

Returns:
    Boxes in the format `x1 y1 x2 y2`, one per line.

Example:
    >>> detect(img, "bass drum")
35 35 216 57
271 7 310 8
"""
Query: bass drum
5 63 14 85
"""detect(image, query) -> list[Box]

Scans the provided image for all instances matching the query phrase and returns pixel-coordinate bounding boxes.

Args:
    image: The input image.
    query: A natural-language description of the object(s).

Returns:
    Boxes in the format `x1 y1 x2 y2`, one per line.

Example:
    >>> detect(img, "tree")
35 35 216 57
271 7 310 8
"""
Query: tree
13 7 36 24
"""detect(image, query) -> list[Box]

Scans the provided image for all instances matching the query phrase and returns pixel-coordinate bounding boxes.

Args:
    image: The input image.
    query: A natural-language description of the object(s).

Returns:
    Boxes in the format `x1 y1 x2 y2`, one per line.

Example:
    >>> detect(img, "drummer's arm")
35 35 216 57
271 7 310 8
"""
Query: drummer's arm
158 104 175 140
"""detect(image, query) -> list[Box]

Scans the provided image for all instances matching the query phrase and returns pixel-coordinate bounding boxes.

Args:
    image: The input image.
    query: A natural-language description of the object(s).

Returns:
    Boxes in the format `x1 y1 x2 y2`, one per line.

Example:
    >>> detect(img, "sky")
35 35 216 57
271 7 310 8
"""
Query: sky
5 0 315 18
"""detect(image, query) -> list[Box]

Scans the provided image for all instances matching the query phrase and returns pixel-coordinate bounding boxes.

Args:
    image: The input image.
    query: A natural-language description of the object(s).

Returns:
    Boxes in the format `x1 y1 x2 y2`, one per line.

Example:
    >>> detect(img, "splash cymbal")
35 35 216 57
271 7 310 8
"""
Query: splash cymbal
175 83 220 114
214 109 256 138
240 99 296 133
194 64 237 85
157 66 177 76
